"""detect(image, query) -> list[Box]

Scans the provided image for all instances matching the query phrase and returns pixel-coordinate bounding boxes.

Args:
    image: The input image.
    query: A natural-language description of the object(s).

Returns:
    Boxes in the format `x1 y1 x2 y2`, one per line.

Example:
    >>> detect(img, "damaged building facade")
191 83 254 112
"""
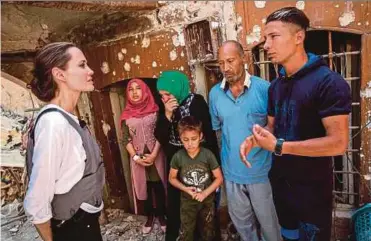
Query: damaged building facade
1 1 370 239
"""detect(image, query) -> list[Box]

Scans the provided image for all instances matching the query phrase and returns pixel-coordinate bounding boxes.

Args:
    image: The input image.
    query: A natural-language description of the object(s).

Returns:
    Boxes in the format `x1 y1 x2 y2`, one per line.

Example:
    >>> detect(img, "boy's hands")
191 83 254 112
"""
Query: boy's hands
185 187 197 199
185 187 209 202
194 191 208 202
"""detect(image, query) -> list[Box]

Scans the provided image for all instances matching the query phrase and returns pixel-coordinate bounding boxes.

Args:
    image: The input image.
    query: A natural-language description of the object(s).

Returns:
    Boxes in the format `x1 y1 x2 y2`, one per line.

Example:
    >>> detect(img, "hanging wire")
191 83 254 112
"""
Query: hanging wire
347 118 371 195
252 53 263 71
332 54 338 73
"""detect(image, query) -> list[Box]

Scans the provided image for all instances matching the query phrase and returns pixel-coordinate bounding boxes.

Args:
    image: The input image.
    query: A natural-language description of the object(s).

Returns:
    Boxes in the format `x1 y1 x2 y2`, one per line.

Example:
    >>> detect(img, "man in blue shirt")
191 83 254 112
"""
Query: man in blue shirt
240 7 351 241
209 40 280 241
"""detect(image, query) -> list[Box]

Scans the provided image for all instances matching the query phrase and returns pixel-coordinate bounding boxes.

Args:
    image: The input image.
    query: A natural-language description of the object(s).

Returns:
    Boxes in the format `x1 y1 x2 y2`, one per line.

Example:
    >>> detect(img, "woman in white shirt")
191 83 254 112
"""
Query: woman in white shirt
24 42 105 241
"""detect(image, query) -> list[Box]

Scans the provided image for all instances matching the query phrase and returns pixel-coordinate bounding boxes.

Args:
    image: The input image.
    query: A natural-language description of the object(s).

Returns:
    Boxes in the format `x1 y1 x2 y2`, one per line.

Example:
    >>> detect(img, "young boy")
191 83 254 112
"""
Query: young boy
169 116 223 241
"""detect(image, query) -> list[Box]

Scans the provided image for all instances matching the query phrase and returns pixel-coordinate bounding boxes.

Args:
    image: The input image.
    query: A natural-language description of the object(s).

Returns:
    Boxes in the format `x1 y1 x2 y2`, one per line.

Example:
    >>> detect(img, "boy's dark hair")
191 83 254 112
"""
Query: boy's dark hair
266 7 310 31
178 116 202 136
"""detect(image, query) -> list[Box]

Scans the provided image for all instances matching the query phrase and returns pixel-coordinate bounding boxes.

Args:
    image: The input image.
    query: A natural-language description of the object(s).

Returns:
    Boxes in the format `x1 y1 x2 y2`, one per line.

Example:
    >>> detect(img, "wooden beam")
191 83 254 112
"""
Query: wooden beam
6 1 161 12
1 50 36 64
89 90 130 209
360 34 371 204
109 90 134 212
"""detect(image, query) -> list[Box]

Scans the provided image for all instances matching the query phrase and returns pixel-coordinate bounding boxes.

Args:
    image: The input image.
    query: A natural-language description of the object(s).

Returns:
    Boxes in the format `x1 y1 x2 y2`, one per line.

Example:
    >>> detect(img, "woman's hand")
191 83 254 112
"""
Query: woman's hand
143 153 156 165
132 155 153 166
163 97 178 121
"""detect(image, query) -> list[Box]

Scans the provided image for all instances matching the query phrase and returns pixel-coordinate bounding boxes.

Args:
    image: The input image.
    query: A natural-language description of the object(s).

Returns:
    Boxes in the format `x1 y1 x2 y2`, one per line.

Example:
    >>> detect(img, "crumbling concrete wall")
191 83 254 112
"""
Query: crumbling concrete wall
235 1 370 51
83 30 189 89
81 1 238 94
1 74 43 166
1 4 99 52
360 34 371 204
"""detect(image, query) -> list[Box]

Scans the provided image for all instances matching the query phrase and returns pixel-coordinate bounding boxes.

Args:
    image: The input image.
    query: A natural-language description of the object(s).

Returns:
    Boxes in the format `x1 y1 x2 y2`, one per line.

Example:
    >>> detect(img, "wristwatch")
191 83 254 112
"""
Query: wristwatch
274 138 285 156
132 154 140 161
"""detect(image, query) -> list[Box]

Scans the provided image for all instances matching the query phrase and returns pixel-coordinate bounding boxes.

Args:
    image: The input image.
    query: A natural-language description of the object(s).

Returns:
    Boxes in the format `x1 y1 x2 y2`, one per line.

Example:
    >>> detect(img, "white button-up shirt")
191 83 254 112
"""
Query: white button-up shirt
24 104 102 224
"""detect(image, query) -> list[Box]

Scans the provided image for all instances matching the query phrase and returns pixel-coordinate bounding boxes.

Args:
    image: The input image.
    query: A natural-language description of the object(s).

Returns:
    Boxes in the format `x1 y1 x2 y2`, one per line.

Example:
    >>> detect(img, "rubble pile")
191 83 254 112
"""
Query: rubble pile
1 106 28 150
102 209 165 241
1 207 166 241
1 206 236 241
1 106 29 206
1 107 29 167
1 167 26 206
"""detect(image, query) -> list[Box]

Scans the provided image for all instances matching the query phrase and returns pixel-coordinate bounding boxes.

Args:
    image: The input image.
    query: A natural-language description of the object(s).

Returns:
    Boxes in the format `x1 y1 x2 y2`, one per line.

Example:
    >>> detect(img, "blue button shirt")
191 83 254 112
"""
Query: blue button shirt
209 74 271 184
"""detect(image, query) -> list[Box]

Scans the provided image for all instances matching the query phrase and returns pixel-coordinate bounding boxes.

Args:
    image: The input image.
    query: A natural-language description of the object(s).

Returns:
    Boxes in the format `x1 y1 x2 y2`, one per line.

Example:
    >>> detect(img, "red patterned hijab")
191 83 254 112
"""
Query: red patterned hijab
120 78 159 121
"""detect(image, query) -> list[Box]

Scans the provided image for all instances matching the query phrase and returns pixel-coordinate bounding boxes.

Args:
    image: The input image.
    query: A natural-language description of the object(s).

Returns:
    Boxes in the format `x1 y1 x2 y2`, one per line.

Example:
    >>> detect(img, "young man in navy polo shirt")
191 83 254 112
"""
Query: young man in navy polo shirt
240 7 351 241
209 40 280 241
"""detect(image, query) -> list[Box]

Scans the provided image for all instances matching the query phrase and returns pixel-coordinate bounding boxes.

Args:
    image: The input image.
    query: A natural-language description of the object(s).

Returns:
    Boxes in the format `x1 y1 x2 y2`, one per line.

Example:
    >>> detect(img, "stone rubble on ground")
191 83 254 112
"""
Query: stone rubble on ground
1 206 234 241
1 207 166 241
102 209 165 241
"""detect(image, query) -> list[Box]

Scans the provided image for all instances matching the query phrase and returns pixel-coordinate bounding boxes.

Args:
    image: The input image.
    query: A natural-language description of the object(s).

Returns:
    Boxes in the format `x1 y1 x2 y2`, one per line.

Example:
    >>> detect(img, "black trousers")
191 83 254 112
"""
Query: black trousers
165 183 181 241
144 181 166 217
270 177 333 241
51 209 102 241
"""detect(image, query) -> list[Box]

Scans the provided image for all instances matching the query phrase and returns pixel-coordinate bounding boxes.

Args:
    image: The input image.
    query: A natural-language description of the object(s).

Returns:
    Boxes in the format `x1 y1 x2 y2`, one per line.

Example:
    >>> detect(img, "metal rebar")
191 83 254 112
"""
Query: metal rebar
322 51 361 58
253 51 361 65
328 31 333 70
333 191 359 196
344 77 360 81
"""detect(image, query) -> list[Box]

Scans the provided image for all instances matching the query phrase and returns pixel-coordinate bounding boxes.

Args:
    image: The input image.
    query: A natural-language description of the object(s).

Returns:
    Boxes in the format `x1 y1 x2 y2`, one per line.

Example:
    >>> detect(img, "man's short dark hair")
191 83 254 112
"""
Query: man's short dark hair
178 116 202 136
220 40 244 57
266 7 310 30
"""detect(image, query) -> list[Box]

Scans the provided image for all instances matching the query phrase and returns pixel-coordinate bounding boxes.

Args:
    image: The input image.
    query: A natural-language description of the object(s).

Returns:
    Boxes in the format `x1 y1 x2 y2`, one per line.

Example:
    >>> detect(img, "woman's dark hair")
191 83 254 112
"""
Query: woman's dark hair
266 7 310 31
29 42 76 102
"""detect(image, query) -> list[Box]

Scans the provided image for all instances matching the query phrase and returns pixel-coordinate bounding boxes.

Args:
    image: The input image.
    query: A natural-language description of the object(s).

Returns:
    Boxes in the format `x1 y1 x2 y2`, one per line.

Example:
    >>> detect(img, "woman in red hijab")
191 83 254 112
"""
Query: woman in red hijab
120 79 167 234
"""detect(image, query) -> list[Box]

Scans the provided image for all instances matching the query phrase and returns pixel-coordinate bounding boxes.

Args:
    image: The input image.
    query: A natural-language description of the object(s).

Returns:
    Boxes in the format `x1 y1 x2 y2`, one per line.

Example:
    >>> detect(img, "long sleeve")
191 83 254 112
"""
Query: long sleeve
121 121 131 147
24 115 64 224
154 110 172 147
24 107 86 224
190 94 220 163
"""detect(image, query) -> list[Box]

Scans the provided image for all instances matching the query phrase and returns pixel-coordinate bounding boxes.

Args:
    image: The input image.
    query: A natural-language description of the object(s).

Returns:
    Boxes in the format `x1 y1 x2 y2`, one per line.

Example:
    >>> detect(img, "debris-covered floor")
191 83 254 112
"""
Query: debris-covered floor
1 207 232 241
1 208 165 241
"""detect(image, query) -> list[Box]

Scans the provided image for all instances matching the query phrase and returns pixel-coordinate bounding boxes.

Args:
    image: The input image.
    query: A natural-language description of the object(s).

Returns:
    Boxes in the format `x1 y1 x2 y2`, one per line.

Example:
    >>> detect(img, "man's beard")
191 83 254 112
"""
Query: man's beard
225 70 244 84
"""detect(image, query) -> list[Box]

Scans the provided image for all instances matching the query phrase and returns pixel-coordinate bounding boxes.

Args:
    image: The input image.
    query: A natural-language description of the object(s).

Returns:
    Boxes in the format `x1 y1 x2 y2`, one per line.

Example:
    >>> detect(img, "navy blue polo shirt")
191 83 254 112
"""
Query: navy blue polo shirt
268 53 351 181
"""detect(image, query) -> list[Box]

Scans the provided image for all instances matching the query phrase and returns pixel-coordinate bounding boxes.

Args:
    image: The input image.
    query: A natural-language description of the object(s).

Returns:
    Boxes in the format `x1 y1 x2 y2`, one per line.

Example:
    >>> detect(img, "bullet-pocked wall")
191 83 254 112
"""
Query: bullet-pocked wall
82 30 191 89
